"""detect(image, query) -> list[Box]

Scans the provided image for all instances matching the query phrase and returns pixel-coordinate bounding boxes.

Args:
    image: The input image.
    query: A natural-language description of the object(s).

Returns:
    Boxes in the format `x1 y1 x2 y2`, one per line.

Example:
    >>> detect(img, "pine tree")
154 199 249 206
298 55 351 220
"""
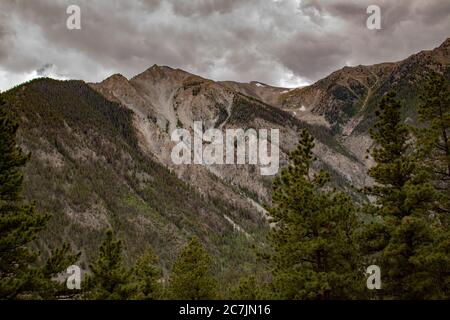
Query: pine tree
229 275 269 300
363 91 440 299
36 243 82 299
267 129 364 300
84 230 135 300
0 97 79 299
412 73 450 298
416 72 450 222
131 248 163 300
409 228 450 299
365 92 431 217
168 237 217 300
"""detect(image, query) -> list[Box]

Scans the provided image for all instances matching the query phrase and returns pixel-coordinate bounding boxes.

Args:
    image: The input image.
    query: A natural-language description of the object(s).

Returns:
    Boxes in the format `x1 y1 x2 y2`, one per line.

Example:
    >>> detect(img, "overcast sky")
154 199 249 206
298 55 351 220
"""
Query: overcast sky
0 0 449 91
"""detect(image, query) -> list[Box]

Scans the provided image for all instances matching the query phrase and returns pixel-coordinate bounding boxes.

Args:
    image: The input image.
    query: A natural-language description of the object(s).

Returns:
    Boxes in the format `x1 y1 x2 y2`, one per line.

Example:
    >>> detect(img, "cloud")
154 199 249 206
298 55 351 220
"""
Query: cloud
170 0 245 17
0 63 68 93
0 0 449 91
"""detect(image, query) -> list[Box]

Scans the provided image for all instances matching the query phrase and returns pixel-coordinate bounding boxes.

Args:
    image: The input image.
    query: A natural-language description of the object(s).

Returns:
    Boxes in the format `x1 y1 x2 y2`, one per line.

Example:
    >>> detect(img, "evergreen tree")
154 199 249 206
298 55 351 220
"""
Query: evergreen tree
267 129 364 300
229 275 269 300
131 248 163 300
412 73 450 298
84 230 135 300
409 228 450 299
363 91 441 299
416 72 450 222
0 97 79 299
168 237 217 300
36 243 82 299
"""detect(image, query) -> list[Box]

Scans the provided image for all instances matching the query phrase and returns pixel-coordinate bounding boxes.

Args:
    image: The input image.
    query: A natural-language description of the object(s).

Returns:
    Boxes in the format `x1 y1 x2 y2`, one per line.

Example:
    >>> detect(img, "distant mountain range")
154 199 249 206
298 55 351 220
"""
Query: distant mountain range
2 37 449 278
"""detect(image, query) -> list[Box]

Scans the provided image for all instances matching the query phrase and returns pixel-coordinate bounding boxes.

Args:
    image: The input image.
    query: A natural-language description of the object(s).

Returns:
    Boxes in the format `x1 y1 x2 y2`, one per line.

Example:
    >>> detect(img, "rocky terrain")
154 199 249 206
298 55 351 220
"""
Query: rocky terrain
280 37 450 166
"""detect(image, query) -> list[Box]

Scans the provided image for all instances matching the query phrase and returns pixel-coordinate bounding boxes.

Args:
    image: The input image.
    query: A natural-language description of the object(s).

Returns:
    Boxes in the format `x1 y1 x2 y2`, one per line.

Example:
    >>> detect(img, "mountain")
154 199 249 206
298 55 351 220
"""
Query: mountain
90 64 368 195
282 38 450 126
278 37 450 164
0 79 268 282
1 37 449 280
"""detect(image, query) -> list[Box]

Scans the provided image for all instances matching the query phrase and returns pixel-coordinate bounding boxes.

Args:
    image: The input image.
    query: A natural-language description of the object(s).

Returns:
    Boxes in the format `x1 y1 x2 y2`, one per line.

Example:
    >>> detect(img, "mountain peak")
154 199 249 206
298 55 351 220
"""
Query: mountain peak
147 64 174 71
132 64 191 82
101 73 129 84
143 64 191 76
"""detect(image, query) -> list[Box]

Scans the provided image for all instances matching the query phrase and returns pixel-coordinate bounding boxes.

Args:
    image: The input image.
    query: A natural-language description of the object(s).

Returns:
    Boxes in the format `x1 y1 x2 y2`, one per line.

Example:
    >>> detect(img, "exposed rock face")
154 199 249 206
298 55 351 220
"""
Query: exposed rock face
91 66 270 214
90 63 371 209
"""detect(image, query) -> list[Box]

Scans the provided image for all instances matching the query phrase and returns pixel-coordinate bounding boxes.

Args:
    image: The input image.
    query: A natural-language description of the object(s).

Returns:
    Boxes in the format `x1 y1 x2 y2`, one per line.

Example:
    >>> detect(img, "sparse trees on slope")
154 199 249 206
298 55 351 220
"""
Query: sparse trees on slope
267 129 364 300
168 237 217 300
0 97 79 299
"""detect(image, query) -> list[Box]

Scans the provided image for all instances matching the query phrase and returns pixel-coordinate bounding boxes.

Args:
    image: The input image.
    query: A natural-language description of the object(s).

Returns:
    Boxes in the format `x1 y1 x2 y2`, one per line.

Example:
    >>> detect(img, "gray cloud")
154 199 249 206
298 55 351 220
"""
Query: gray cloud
0 0 449 91
171 0 245 17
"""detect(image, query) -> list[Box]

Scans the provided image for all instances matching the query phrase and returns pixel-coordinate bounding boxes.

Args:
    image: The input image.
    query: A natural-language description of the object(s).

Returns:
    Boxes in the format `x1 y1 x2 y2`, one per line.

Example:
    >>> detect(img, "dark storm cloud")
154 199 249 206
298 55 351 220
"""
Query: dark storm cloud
0 0 449 91
0 15 8 61
270 33 352 81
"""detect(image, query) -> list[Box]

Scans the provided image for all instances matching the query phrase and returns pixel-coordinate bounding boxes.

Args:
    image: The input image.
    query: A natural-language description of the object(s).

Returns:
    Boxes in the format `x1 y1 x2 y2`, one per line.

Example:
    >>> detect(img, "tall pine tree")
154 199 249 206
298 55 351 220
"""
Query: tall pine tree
412 73 450 298
168 237 217 300
267 129 364 300
131 248 163 300
83 230 135 299
416 72 450 222
363 91 441 299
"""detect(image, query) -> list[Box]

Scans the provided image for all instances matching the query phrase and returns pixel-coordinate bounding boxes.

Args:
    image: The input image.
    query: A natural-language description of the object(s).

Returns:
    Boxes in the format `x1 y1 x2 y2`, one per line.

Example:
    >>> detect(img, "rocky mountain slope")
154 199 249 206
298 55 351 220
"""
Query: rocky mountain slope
279 37 450 164
1 37 449 278
1 79 267 281
90 64 368 199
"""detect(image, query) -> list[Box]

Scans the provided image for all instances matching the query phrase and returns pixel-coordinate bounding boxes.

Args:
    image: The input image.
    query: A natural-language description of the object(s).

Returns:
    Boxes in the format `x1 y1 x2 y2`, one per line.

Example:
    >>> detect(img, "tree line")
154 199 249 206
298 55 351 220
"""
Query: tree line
0 72 449 299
